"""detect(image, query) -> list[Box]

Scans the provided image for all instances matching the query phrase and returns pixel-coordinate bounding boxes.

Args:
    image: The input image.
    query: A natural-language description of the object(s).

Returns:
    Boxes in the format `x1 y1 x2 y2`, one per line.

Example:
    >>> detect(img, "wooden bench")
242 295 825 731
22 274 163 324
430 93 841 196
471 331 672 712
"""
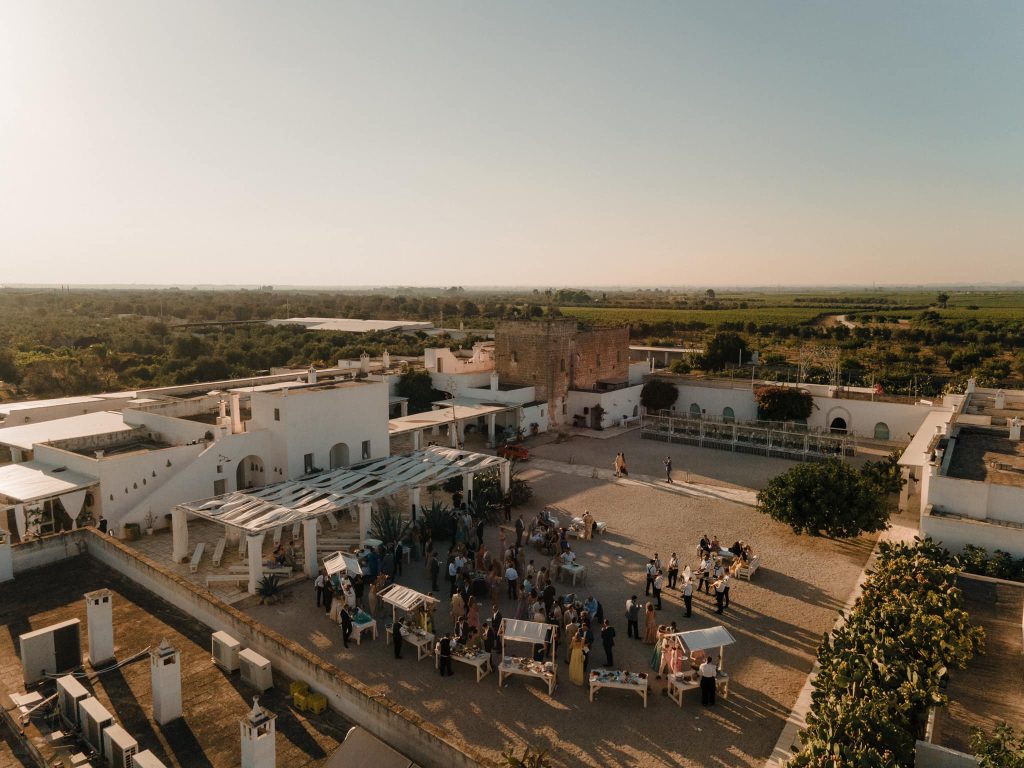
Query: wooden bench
205 573 248 587
212 538 227 567
190 543 205 573
736 555 760 581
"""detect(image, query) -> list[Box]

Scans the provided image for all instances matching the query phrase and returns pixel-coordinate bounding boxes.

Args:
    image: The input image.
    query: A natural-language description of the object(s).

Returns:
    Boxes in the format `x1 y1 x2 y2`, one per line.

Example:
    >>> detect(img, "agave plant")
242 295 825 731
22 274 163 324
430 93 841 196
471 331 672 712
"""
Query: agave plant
367 500 412 547
257 574 282 604
421 500 453 542
502 747 552 768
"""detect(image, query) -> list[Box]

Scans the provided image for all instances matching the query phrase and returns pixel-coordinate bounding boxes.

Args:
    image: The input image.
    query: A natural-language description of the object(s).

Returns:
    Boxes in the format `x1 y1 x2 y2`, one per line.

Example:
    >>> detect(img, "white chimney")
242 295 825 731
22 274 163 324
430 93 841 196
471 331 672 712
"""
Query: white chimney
219 399 227 420
490 372 499 391
966 377 977 394
382 350 391 370
84 589 114 666
0 528 12 583
995 390 1006 409
230 393 242 434
359 352 370 373
1011 418 1022 441
307 367 317 385
94 450 104 459
935 424 943 435
240 697 276 768
150 639 182 725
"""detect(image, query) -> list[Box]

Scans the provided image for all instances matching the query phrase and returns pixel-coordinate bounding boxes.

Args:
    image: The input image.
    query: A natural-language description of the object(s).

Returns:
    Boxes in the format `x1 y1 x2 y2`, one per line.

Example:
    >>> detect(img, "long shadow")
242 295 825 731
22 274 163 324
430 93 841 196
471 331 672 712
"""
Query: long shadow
754 568 847 613
100 665 163 758
157 718 215 768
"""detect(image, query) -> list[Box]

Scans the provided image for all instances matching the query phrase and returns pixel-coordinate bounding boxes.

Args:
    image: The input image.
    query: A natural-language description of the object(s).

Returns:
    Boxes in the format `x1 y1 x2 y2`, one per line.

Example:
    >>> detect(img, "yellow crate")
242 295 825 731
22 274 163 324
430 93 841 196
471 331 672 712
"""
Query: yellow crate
293 690 309 712
290 681 309 698
306 692 327 715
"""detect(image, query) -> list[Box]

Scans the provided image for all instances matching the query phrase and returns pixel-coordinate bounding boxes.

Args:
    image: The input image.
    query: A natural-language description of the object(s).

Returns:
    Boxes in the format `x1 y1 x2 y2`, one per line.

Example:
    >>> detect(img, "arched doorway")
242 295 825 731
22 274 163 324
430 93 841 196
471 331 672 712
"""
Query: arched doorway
829 417 848 434
689 403 702 418
329 443 351 470
236 455 266 491
874 422 890 440
723 406 735 423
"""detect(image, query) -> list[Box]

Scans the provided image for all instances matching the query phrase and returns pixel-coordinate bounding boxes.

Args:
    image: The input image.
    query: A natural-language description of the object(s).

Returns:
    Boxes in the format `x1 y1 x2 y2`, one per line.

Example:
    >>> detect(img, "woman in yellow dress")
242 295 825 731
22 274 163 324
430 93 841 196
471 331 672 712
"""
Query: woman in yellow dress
569 631 587 686
643 602 658 644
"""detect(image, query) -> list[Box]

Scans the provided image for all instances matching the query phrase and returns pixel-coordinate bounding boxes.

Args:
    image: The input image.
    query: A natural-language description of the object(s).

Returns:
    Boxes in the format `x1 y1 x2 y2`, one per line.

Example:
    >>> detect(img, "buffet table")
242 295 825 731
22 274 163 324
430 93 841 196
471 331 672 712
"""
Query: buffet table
666 670 730 706
386 624 435 661
498 656 557 695
560 562 587 586
435 646 493 682
351 614 377 645
588 670 649 708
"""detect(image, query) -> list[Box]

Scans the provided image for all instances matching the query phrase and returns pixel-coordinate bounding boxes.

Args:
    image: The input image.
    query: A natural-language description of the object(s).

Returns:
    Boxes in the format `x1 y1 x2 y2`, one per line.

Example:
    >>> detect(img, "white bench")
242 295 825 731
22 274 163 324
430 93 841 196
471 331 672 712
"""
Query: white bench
190 543 206 573
211 537 226 567
206 574 248 587
228 565 292 576
736 555 760 581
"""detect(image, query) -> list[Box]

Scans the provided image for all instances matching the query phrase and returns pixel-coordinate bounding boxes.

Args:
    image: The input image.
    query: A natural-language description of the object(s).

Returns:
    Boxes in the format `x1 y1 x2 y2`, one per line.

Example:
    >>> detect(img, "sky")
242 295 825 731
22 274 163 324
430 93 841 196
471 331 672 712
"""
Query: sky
1 2 1022 288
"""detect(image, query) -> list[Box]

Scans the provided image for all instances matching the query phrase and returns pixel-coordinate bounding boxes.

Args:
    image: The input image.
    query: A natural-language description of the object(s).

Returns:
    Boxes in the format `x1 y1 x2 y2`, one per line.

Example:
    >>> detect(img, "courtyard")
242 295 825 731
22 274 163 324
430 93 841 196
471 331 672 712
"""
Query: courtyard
245 432 879 767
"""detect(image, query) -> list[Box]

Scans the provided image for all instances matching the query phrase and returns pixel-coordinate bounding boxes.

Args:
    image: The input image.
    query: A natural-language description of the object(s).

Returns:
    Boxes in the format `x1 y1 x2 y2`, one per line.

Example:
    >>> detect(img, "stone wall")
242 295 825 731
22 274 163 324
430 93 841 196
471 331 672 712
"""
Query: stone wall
571 327 630 391
494 319 575 402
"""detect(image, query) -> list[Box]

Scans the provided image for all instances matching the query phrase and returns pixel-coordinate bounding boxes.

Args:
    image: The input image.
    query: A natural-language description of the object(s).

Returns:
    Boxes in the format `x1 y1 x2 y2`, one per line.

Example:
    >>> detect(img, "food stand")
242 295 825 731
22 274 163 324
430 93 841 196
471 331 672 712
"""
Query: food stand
666 625 734 706
379 584 438 661
588 670 648 707
497 619 557 695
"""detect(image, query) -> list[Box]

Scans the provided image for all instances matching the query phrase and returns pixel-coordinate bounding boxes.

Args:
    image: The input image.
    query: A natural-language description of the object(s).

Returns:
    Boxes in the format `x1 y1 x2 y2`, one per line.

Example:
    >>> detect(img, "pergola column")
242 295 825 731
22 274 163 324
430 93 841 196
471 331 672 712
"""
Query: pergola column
412 430 422 451
487 414 497 447
400 401 408 416
500 462 511 495
410 487 421 521
358 503 372 545
464 472 474 504
302 519 318 578
246 533 265 595
449 424 459 448
171 507 189 564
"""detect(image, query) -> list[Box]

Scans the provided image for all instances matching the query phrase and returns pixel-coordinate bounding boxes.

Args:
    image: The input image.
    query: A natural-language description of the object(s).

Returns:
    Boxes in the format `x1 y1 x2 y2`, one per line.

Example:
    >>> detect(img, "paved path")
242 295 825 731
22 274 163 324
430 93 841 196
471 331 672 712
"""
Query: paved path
527 457 760 507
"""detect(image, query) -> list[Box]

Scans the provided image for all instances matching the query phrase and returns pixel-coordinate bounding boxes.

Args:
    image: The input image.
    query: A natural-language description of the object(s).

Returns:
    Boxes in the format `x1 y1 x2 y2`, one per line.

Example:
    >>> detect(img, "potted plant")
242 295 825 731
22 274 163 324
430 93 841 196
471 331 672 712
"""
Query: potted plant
257 575 282 605
144 511 155 536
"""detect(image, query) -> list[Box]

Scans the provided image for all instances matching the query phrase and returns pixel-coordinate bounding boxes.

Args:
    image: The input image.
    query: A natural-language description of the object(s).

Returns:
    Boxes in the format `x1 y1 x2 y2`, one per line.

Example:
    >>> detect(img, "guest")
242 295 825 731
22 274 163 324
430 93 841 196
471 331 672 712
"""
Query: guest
315 571 325 607
700 655 718 706
505 563 519 599
393 619 408 659
601 619 616 667
667 553 679 589
352 574 364 609
625 595 640 639
653 570 664 610
569 631 587 685
645 559 657 596
682 578 694 618
340 605 353 648
429 553 441 592
643 602 658 644
467 596 481 631
714 577 726 614
582 510 594 541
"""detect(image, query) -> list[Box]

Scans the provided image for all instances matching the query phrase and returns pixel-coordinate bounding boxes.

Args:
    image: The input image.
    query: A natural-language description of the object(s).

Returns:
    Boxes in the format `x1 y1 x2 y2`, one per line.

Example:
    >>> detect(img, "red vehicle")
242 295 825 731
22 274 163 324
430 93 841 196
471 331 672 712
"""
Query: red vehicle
498 442 530 461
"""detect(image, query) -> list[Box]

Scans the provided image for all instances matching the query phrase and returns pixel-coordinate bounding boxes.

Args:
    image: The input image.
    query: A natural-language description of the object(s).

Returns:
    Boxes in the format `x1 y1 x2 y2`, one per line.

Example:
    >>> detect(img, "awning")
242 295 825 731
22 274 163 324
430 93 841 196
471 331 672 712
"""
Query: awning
672 626 736 654
378 584 438 613
323 551 362 578
501 619 551 644
0 462 98 503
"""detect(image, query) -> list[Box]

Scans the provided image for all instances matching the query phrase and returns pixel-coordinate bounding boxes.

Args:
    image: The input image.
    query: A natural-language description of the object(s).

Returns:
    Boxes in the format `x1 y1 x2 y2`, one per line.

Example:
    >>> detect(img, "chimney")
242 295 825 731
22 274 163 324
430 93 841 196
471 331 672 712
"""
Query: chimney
230 393 242 434
240 697 276 768
382 350 391 370
995 390 1006 409
1011 418 1022 441
84 589 114 666
219 399 227 420
150 639 182 725
359 352 370 373
0 528 12 583
490 372 499 392
94 450 104 459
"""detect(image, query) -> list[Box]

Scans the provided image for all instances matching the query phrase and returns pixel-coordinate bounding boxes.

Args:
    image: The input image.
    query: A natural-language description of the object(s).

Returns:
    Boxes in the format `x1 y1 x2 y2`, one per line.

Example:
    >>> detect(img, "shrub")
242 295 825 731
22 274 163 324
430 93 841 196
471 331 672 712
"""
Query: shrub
753 385 814 422
422 500 453 542
368 500 412 546
640 378 678 412
972 722 1024 768
757 460 889 538
860 449 905 496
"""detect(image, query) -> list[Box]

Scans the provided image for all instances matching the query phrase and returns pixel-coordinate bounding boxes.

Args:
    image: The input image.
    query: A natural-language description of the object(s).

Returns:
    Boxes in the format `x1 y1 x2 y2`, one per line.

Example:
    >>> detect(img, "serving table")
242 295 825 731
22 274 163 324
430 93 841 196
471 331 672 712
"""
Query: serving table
666 670 730 706
588 670 649 707
351 614 377 645
498 656 557 695
386 624 435 661
560 562 587 586
435 646 493 682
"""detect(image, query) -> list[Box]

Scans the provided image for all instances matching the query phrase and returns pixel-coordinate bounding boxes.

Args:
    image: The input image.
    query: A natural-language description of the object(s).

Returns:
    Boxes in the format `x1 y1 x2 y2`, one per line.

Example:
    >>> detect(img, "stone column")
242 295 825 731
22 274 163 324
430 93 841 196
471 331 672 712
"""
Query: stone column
358 503 372 545
0 528 13 583
171 507 189 564
302 519 318 578
449 424 459 448
464 472 474 504
500 462 511 495
247 533 265 595
410 487 421 521
412 430 422 451
487 414 497 448
400 400 408 417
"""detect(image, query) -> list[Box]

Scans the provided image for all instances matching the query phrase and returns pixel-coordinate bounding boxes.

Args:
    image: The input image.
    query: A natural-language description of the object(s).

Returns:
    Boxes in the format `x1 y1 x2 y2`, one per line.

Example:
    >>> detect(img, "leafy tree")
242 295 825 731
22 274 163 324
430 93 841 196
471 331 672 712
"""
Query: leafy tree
396 369 445 413
757 460 890 537
936 291 950 308
699 331 748 370
754 386 814 421
640 378 679 412
705 289 715 299
668 358 691 374
973 722 1024 767
860 449 905 496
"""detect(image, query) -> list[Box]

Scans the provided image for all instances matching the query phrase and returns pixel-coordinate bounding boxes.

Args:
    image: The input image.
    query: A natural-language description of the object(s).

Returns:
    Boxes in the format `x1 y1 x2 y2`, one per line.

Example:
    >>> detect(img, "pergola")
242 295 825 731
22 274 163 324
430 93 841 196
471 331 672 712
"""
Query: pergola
671 625 736 670
378 583 440 625
388 399 520 449
171 445 510 593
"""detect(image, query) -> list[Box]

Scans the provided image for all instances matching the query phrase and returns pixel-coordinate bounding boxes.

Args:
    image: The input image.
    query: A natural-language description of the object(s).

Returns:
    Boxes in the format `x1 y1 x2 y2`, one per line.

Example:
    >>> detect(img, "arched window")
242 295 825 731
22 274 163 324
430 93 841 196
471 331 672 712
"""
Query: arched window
873 422 890 441
829 417 848 434
722 407 735 423
689 403 701 418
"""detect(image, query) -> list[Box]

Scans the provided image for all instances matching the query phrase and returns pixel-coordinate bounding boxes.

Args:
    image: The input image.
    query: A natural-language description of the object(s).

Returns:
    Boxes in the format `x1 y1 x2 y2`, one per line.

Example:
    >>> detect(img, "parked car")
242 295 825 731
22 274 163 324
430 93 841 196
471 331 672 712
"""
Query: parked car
497 442 530 461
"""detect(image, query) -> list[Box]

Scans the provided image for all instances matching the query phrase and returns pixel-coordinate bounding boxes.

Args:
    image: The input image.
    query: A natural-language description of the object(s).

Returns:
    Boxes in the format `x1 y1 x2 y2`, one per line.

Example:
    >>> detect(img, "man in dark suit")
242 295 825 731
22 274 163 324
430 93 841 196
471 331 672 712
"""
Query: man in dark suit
515 515 525 547
600 619 616 667
340 605 353 648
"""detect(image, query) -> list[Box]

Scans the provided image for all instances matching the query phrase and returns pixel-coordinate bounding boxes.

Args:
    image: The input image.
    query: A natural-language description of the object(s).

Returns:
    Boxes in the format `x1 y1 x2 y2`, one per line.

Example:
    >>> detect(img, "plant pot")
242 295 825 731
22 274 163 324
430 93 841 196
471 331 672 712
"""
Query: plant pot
123 523 141 541
146 528 155 536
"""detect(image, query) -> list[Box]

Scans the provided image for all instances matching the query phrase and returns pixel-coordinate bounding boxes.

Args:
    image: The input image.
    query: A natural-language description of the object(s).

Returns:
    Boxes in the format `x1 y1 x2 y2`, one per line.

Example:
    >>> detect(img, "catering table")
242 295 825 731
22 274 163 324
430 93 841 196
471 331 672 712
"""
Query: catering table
498 656 557 696
569 517 607 537
588 670 649 708
435 646 493 682
385 624 435 661
352 615 377 645
666 670 730 706
560 562 587 586
362 538 384 549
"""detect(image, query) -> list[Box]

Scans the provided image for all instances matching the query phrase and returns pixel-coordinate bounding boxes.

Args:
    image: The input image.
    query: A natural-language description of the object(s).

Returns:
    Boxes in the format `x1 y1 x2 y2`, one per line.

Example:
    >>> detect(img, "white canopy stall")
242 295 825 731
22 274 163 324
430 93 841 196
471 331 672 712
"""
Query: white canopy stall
673 625 736 670
497 618 558 695
377 584 439 626
322 551 363 580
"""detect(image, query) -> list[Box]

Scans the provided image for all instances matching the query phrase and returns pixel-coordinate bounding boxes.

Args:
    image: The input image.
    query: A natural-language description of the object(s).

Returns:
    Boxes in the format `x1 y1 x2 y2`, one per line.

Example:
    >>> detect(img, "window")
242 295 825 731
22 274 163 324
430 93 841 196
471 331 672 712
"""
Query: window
361 440 371 460
511 351 518 363
304 453 314 473
213 479 226 495
689 403 702 418
723 407 735 423
874 422 890 441
273 408 280 421
596 353 601 366
560 358 565 372
216 464 223 474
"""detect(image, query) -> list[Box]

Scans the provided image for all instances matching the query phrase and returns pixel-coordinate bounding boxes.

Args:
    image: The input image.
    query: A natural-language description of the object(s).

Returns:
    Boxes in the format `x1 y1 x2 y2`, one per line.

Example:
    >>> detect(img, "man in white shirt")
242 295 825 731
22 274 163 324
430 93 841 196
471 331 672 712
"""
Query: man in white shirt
699 656 718 706
645 560 657 596
722 574 731 609
505 564 519 599
314 572 325 607
653 570 665 610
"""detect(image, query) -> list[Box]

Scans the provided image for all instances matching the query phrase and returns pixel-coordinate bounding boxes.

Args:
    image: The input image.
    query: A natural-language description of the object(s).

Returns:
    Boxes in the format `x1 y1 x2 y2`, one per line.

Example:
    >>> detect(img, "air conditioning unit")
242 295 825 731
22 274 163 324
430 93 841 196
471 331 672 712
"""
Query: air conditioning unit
211 631 240 673
78 696 114 757
102 723 137 768
132 750 169 768
56 675 90 728
238 648 272 691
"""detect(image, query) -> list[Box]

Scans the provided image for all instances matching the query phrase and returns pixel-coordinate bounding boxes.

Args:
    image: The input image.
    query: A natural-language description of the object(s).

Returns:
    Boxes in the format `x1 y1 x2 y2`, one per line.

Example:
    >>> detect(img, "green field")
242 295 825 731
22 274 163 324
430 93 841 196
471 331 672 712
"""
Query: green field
560 306 826 326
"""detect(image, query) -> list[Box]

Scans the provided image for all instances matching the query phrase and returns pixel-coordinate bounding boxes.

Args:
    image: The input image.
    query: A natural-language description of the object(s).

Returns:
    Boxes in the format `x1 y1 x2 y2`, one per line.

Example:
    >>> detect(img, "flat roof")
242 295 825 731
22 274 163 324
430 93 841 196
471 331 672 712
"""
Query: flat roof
0 411 131 451
389 402 515 435
228 379 373 395
0 393 139 415
0 461 97 502
268 317 434 333
946 428 1024 487
898 411 955 468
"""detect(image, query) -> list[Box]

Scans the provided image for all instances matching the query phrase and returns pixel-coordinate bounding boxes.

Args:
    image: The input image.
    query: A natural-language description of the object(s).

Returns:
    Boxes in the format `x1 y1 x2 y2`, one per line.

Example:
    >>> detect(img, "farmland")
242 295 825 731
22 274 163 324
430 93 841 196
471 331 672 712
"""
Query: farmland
560 306 827 327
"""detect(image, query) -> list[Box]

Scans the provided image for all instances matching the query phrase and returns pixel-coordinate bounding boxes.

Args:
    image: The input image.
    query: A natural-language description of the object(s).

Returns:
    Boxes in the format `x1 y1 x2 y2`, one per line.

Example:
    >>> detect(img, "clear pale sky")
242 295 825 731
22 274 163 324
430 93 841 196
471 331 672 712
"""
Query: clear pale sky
2 2 1021 287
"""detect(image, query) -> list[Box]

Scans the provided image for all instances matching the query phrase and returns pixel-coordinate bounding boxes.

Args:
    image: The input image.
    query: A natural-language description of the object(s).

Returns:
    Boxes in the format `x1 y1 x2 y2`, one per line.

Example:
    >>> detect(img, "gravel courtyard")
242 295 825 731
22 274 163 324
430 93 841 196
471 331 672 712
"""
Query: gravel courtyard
246 434 878 768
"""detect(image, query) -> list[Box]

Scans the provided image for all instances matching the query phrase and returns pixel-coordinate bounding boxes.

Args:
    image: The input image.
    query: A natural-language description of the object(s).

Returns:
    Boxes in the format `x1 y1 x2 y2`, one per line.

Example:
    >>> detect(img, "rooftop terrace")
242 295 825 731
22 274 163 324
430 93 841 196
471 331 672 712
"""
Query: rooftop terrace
946 428 1024 487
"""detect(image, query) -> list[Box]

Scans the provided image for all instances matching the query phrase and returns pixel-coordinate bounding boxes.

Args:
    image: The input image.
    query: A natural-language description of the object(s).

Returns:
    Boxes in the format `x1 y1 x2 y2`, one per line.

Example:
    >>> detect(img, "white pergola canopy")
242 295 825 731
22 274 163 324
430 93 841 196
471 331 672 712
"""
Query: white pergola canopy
323 551 362 578
501 618 552 644
671 626 736 654
175 446 509 534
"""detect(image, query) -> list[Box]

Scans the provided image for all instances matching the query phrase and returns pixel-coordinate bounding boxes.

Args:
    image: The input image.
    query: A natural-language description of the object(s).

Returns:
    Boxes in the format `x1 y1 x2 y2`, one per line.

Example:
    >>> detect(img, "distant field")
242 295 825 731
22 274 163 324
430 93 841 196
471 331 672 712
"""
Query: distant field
560 306 825 326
